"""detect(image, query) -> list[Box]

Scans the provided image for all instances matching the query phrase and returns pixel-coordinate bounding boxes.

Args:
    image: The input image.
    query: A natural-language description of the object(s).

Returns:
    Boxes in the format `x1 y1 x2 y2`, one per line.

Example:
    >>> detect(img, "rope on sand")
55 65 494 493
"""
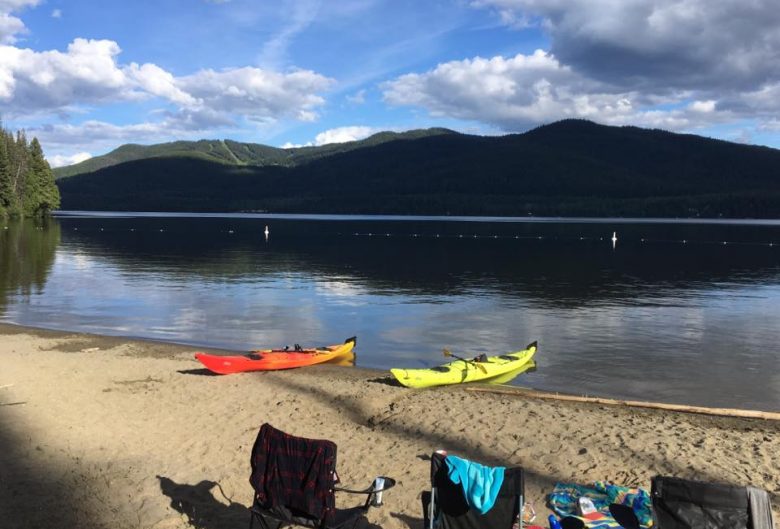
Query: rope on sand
464 386 780 421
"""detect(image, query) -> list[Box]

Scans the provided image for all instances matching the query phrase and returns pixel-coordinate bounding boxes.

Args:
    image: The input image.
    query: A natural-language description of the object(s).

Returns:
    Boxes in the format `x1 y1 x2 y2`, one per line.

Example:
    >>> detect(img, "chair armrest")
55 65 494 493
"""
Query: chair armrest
334 477 396 508
333 476 396 494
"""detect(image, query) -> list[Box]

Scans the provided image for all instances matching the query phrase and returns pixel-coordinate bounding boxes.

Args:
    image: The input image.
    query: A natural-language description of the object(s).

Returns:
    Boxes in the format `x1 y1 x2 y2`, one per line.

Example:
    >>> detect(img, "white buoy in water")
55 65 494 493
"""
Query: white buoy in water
611 231 617 249
264 225 269 241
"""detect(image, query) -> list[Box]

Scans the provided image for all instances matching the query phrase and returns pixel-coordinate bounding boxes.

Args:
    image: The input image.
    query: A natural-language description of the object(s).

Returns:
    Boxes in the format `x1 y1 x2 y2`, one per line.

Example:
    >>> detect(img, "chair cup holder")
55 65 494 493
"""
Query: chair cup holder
370 476 396 507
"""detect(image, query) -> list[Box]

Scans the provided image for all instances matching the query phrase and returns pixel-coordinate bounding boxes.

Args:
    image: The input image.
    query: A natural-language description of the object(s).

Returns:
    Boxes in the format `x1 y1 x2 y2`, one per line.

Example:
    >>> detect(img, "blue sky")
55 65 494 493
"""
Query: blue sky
2 0 780 167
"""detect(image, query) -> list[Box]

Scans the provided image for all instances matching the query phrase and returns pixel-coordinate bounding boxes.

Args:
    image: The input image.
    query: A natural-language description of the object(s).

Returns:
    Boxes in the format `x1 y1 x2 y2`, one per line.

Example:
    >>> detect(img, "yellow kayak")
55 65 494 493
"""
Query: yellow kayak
390 341 537 388
484 359 536 385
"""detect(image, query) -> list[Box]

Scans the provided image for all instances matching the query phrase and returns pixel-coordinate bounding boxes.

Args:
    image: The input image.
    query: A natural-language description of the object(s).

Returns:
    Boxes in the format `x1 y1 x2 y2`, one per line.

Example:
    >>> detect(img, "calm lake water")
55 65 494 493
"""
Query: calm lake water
2 212 779 411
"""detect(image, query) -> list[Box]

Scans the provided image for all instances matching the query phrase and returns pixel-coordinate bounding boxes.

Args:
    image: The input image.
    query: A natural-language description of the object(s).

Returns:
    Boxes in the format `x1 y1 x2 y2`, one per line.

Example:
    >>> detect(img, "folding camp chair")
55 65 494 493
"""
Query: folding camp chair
248 423 395 529
422 451 526 529
651 475 775 529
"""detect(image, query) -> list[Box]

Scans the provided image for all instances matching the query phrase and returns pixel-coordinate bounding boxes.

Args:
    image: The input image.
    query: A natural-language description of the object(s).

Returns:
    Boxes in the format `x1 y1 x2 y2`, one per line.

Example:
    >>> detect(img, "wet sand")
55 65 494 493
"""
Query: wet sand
1 323 777 528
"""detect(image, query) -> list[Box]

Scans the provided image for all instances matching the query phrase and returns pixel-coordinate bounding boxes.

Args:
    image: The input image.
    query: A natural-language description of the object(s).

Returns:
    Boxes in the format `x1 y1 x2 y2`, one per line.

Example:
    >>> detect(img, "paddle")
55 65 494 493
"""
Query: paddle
443 348 488 374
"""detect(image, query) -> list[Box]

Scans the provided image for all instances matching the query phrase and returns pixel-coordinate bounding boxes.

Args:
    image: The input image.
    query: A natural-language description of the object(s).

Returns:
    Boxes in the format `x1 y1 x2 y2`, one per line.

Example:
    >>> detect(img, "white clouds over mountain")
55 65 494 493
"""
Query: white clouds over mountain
281 125 377 148
0 37 332 123
5 1 780 160
177 67 332 123
473 0 780 92
0 40 130 112
384 51 600 129
384 0 780 134
49 151 91 168
314 126 375 145
382 49 732 132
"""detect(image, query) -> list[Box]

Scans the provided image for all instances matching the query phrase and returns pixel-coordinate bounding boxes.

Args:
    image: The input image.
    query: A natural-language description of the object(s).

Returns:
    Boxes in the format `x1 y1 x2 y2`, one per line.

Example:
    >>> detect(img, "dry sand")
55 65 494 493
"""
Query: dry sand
1 322 778 529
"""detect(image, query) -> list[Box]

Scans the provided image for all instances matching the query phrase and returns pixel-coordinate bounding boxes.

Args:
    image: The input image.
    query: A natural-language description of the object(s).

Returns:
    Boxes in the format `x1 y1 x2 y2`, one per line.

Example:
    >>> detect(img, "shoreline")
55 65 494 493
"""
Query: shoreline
1 322 778 528
4 321 779 418
52 209 780 225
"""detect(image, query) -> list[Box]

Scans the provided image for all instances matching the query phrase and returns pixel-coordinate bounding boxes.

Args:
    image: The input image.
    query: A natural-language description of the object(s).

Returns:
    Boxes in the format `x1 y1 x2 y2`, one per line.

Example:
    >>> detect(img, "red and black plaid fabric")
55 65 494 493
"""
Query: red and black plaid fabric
249 423 337 525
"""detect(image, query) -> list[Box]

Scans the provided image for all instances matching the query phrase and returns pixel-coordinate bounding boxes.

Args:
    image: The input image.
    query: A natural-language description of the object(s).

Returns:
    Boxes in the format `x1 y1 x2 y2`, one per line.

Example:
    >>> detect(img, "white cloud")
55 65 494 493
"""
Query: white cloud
33 116 242 155
35 120 179 148
759 119 780 132
384 51 618 129
281 125 380 149
382 50 742 133
0 0 41 9
380 1 780 137
126 62 198 106
0 1 37 43
732 82 780 114
0 39 132 112
48 151 91 168
177 67 332 123
688 100 716 113
0 37 333 121
314 126 375 145
281 141 312 149
473 0 780 93
51 8 61 18
0 13 25 43
0 8 334 163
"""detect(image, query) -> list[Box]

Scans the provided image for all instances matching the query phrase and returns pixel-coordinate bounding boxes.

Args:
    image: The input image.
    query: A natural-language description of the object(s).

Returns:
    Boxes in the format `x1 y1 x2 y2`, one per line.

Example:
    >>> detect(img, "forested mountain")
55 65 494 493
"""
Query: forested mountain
55 120 780 218
0 126 60 218
52 128 455 179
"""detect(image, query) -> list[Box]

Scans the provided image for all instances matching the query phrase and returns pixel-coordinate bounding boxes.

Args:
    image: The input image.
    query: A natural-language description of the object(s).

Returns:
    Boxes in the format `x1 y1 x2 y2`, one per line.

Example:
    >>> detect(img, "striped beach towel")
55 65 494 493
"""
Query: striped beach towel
548 481 653 528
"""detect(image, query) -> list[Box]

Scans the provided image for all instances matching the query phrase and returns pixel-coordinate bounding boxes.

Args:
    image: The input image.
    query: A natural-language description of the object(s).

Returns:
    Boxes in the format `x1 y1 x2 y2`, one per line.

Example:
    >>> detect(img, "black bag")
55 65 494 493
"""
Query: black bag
651 476 774 529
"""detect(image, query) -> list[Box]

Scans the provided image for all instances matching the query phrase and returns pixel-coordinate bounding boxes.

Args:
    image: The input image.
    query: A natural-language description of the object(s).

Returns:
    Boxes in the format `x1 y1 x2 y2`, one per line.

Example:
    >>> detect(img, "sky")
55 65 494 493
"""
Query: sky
1 0 780 167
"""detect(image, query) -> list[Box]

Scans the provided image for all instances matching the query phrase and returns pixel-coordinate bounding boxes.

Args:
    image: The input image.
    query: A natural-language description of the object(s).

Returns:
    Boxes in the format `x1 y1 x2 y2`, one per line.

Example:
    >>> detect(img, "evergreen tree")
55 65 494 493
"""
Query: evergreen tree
13 130 28 213
0 136 12 215
25 138 60 215
0 124 59 218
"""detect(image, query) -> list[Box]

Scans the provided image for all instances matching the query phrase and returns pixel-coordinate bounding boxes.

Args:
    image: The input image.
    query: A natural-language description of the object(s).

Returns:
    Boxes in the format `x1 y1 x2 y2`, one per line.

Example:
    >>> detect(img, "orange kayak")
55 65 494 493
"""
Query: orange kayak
194 337 356 374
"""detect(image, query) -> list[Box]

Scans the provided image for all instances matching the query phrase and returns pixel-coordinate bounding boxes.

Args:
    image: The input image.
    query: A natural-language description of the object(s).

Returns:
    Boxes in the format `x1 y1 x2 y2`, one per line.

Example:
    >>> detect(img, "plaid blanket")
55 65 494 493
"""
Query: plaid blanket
249 423 337 525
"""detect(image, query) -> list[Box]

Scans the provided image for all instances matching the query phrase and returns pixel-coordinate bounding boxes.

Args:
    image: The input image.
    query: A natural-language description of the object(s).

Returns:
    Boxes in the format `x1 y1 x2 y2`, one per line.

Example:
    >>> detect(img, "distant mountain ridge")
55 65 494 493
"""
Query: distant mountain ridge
53 128 456 179
55 120 780 218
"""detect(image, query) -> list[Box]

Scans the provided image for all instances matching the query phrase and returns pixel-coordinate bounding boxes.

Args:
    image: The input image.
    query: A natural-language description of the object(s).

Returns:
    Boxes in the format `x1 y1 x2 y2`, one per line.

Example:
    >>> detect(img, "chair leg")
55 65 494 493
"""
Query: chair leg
250 510 285 529
349 515 362 529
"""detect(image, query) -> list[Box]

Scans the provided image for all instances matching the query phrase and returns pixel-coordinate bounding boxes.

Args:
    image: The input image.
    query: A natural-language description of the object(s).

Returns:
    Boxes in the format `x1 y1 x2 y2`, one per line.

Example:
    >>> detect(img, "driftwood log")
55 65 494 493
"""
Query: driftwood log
465 386 780 421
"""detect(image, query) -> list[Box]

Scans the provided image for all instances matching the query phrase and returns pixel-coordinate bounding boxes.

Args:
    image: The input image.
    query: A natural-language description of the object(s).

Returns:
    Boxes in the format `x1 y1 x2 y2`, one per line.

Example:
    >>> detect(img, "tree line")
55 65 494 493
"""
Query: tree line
0 125 60 218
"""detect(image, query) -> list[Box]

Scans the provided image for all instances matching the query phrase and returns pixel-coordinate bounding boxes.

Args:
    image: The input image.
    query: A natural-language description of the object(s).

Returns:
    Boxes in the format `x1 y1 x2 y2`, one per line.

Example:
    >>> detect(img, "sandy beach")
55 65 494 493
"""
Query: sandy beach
1 323 778 529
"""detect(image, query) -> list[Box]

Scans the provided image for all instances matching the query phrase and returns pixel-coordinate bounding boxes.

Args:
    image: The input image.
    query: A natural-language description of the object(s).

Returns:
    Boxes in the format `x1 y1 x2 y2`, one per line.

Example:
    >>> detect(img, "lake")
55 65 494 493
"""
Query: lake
2 212 779 411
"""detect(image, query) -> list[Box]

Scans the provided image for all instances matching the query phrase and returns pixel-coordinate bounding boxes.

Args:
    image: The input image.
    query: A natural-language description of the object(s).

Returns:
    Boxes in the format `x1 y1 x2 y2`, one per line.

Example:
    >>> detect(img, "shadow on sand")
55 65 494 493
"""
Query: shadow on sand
158 475 249 529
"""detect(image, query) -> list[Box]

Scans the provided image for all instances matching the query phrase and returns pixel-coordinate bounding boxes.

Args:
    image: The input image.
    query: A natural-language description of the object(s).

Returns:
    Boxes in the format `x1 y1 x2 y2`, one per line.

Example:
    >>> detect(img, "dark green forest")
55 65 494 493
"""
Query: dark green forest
56 120 780 218
0 126 60 218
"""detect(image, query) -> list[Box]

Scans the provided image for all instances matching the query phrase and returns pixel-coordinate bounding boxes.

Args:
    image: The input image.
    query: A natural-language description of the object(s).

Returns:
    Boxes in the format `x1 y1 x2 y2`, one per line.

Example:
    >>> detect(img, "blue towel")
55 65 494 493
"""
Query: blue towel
444 455 505 514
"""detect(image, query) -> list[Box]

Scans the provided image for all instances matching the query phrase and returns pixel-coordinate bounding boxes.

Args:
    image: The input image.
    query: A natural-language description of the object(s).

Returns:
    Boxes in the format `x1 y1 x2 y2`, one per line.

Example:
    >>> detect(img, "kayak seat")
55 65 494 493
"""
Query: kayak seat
422 451 525 529
497 355 517 361
249 423 396 529
431 366 451 372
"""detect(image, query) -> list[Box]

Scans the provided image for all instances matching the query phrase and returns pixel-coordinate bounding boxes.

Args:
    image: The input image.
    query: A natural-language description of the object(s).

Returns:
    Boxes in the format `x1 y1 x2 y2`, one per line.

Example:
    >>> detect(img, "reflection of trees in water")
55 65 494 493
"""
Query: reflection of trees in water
0 218 60 312
57 215 780 308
